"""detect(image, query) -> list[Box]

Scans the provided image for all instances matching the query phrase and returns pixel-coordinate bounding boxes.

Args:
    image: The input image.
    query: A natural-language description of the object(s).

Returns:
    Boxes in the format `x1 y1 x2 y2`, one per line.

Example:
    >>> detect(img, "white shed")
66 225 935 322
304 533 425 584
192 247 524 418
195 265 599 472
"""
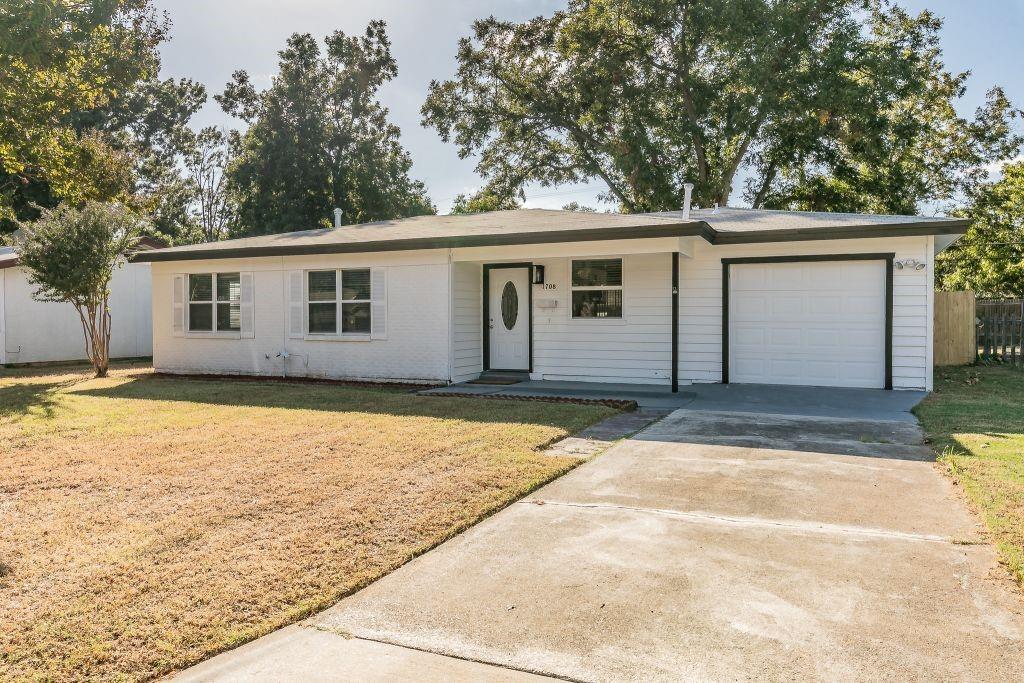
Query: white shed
0 241 158 366
135 208 966 392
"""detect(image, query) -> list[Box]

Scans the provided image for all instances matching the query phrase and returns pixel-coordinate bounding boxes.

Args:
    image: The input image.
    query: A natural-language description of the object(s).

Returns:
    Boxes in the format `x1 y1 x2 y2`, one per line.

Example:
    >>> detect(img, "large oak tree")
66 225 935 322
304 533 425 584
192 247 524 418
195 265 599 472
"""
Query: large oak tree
423 0 1021 214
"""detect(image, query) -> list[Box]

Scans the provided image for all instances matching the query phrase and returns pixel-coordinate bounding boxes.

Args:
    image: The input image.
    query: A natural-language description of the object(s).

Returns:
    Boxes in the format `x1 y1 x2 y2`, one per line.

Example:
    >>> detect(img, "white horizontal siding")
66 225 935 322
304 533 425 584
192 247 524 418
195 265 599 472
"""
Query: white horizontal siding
3 262 152 363
451 262 482 383
531 253 673 385
677 236 933 391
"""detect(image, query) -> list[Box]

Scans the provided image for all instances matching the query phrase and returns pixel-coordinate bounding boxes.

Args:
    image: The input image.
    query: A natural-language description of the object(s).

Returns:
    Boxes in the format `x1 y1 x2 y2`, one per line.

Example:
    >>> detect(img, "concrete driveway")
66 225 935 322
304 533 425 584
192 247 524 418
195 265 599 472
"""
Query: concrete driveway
178 392 1024 682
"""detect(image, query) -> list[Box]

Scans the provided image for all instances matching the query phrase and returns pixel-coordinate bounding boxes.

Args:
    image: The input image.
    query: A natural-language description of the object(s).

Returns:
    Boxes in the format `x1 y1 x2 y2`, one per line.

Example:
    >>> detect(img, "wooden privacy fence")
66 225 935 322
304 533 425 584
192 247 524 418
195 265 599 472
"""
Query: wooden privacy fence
934 291 977 366
977 308 1023 365
935 292 1024 366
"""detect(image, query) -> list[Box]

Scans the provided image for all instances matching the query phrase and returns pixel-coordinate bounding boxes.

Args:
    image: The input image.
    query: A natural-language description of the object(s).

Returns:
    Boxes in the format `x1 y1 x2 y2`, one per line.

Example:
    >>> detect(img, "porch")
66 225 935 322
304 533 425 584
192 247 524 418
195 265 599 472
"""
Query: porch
422 380 926 419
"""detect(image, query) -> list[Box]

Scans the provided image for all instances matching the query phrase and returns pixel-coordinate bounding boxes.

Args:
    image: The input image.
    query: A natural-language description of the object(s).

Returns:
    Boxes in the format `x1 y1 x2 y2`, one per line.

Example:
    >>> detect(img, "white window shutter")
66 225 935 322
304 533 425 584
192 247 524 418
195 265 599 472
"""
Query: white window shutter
172 274 185 336
239 272 255 339
371 267 387 340
287 270 305 339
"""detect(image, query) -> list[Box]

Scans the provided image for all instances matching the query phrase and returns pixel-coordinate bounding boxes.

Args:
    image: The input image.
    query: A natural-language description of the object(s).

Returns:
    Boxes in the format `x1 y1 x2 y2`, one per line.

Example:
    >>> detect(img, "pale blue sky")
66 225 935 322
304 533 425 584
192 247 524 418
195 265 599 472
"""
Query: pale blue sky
154 0 1024 214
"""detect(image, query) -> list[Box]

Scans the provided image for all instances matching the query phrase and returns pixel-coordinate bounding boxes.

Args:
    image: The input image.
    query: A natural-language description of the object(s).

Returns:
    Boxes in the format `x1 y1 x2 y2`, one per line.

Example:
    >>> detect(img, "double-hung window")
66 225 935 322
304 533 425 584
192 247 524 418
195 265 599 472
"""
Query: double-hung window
188 273 240 332
307 269 372 334
571 259 623 319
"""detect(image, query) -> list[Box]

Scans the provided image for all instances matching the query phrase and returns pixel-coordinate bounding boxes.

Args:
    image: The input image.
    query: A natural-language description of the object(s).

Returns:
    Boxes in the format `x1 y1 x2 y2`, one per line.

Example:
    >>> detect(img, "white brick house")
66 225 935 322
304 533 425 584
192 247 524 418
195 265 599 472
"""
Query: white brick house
134 208 966 392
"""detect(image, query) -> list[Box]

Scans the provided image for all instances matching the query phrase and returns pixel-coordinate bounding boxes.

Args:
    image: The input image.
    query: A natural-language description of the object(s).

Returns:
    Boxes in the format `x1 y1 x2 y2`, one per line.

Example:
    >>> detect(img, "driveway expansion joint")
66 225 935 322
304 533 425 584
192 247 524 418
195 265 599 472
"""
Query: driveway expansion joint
301 625 576 682
522 499 958 544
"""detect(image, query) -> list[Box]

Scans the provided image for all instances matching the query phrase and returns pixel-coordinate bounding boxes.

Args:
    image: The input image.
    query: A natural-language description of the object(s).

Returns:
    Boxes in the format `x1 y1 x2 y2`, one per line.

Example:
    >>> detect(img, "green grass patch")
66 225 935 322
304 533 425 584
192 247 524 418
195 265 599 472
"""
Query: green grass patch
915 365 1024 586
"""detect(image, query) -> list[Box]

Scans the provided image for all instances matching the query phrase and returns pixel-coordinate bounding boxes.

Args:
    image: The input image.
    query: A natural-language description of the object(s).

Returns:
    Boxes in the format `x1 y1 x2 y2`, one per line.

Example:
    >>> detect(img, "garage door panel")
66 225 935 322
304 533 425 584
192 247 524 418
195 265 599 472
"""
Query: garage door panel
733 294 768 318
769 327 804 347
729 261 886 389
732 267 767 288
804 328 841 348
767 265 806 288
770 296 804 316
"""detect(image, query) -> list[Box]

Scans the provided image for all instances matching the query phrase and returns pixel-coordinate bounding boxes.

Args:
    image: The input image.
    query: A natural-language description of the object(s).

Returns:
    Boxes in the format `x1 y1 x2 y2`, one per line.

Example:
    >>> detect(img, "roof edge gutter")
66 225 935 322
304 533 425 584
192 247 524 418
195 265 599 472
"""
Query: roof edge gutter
132 217 970 263
708 219 970 245
131 221 710 263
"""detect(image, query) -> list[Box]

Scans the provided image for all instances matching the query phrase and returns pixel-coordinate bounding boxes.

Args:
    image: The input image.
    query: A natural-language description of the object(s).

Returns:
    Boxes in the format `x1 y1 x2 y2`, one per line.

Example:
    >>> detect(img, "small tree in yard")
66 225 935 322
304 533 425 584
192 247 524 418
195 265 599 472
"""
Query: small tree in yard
17 202 146 377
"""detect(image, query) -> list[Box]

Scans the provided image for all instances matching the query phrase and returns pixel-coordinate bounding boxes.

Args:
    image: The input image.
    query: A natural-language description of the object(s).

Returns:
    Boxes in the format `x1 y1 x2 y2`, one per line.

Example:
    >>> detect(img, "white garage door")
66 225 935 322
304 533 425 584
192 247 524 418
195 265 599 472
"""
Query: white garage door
728 260 886 389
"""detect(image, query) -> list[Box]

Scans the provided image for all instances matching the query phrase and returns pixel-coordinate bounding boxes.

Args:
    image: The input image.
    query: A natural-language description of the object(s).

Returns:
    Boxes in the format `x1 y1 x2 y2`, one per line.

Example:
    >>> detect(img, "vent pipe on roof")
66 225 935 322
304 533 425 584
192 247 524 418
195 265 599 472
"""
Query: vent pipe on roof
333 208 342 229
682 183 694 220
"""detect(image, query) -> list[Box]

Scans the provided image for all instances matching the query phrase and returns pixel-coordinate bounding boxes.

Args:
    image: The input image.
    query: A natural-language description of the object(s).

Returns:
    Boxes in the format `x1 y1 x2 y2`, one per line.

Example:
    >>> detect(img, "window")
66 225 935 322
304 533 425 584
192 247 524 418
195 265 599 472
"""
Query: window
571 259 623 318
340 269 371 334
307 270 337 334
189 273 240 332
307 269 371 335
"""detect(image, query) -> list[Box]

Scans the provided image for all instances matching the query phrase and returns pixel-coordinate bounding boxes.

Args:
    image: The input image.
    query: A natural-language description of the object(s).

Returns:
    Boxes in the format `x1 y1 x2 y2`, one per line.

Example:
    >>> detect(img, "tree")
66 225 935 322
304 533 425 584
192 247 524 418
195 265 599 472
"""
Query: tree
450 187 522 214
1 1 163 227
217 22 434 236
937 162 1024 297
182 127 235 242
422 0 1021 214
16 201 146 377
0 1 207 240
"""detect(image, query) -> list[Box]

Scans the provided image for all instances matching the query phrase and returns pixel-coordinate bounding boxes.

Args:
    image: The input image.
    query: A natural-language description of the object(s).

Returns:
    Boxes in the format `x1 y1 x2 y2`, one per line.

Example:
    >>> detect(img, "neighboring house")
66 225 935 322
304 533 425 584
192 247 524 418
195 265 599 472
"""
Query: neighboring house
133 208 966 391
0 238 162 366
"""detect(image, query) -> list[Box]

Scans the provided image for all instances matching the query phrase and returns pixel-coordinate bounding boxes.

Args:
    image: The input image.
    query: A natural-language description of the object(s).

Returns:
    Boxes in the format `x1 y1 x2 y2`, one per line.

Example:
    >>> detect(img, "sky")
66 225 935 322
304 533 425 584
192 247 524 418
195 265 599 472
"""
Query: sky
153 0 1024 215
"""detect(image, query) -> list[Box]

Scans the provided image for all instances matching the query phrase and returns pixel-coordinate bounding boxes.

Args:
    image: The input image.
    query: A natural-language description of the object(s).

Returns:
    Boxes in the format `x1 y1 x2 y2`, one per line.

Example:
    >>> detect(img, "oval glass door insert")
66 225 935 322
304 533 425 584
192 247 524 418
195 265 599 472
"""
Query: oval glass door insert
501 280 518 330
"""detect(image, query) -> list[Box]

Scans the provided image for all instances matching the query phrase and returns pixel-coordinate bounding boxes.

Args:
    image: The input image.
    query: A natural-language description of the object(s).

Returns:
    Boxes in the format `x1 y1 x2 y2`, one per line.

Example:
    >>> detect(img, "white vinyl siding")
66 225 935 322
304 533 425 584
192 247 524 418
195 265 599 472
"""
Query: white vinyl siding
531 253 673 384
451 262 483 383
677 236 932 391
2 262 152 363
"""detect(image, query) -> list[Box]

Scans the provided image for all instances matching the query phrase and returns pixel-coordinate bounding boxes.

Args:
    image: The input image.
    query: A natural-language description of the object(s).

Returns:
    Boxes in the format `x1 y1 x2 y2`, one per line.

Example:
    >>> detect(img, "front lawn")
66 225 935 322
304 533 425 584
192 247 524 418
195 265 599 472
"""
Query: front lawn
915 365 1024 586
0 366 614 682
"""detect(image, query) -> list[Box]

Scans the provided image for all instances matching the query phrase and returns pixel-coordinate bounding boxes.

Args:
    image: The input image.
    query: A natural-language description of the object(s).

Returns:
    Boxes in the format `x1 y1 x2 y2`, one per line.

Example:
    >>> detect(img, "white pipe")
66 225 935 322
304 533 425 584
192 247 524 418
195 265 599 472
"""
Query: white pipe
333 208 343 229
682 183 694 220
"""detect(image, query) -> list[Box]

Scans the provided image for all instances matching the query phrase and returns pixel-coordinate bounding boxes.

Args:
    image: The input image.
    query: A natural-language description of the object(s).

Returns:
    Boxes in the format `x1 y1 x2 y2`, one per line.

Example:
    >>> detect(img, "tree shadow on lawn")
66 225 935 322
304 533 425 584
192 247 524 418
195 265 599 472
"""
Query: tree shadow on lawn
74 374 617 429
0 379 75 420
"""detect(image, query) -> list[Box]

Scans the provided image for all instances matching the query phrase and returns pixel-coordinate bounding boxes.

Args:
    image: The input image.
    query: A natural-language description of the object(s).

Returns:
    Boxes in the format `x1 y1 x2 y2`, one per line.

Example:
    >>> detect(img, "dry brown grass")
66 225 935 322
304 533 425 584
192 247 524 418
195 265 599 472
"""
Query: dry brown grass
0 365 613 682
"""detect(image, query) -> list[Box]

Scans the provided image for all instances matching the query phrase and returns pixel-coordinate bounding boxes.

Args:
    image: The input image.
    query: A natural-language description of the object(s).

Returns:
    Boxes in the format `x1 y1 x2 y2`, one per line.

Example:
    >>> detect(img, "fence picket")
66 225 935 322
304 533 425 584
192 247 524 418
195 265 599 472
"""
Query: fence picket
975 304 1024 366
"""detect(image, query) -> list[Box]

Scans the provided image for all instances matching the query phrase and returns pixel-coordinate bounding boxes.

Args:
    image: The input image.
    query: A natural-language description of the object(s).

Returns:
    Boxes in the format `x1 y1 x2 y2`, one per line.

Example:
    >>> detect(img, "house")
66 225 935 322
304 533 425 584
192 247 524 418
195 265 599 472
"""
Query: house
0 239 161 366
132 207 967 391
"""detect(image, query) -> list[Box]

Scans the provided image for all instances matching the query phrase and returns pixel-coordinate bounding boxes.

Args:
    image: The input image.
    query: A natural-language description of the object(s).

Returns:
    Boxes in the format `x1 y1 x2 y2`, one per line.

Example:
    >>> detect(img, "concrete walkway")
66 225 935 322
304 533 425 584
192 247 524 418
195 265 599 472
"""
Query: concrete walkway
176 398 1024 682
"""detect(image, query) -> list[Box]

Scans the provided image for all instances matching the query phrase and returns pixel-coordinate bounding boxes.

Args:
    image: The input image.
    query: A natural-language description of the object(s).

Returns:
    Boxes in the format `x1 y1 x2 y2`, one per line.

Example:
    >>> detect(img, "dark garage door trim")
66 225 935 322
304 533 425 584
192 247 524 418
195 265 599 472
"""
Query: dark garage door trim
721 253 895 390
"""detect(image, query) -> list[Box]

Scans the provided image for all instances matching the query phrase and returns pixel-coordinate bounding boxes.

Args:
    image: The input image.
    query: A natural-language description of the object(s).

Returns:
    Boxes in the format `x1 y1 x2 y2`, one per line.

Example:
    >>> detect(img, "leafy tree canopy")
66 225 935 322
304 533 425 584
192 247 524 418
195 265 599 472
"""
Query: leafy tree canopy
0 1 207 241
217 21 434 236
15 200 147 377
450 187 522 214
937 162 1024 297
423 0 1021 215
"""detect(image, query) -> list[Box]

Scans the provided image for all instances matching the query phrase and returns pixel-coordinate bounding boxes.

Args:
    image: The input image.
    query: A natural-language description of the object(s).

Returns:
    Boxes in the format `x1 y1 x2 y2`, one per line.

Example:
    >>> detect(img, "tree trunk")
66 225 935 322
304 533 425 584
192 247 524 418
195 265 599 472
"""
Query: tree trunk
76 296 111 378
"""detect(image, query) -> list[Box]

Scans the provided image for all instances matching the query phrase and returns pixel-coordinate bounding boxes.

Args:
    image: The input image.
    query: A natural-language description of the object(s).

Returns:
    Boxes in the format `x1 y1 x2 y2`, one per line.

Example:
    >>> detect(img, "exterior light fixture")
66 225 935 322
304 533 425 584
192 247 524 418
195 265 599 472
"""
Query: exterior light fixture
532 265 545 284
895 258 927 271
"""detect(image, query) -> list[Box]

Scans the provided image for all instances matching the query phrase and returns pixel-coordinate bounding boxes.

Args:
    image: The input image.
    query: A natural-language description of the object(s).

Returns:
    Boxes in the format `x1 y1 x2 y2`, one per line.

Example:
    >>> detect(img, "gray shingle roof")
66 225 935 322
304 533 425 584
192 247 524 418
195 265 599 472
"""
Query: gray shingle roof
0 245 18 269
133 207 968 262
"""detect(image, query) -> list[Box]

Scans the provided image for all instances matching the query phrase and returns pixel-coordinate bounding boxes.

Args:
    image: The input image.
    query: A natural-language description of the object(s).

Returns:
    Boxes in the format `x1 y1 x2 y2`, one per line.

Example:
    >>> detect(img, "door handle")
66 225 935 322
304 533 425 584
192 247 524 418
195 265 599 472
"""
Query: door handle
489 318 494 329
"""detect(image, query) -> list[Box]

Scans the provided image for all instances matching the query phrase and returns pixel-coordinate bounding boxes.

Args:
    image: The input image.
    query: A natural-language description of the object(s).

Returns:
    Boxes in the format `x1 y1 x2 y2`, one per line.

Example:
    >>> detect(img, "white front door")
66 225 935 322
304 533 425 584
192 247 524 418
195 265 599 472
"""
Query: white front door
488 267 530 370
729 260 887 388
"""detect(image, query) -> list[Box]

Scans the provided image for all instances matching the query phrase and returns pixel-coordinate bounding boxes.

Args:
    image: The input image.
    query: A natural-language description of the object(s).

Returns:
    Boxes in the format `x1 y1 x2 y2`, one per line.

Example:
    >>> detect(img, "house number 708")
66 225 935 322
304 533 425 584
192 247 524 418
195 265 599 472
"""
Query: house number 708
541 283 557 290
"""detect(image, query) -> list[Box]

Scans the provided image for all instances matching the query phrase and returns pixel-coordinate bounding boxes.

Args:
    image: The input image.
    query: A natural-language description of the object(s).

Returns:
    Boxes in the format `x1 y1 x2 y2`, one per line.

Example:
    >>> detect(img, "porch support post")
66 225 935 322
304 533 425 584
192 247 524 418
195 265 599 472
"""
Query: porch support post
672 252 680 393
